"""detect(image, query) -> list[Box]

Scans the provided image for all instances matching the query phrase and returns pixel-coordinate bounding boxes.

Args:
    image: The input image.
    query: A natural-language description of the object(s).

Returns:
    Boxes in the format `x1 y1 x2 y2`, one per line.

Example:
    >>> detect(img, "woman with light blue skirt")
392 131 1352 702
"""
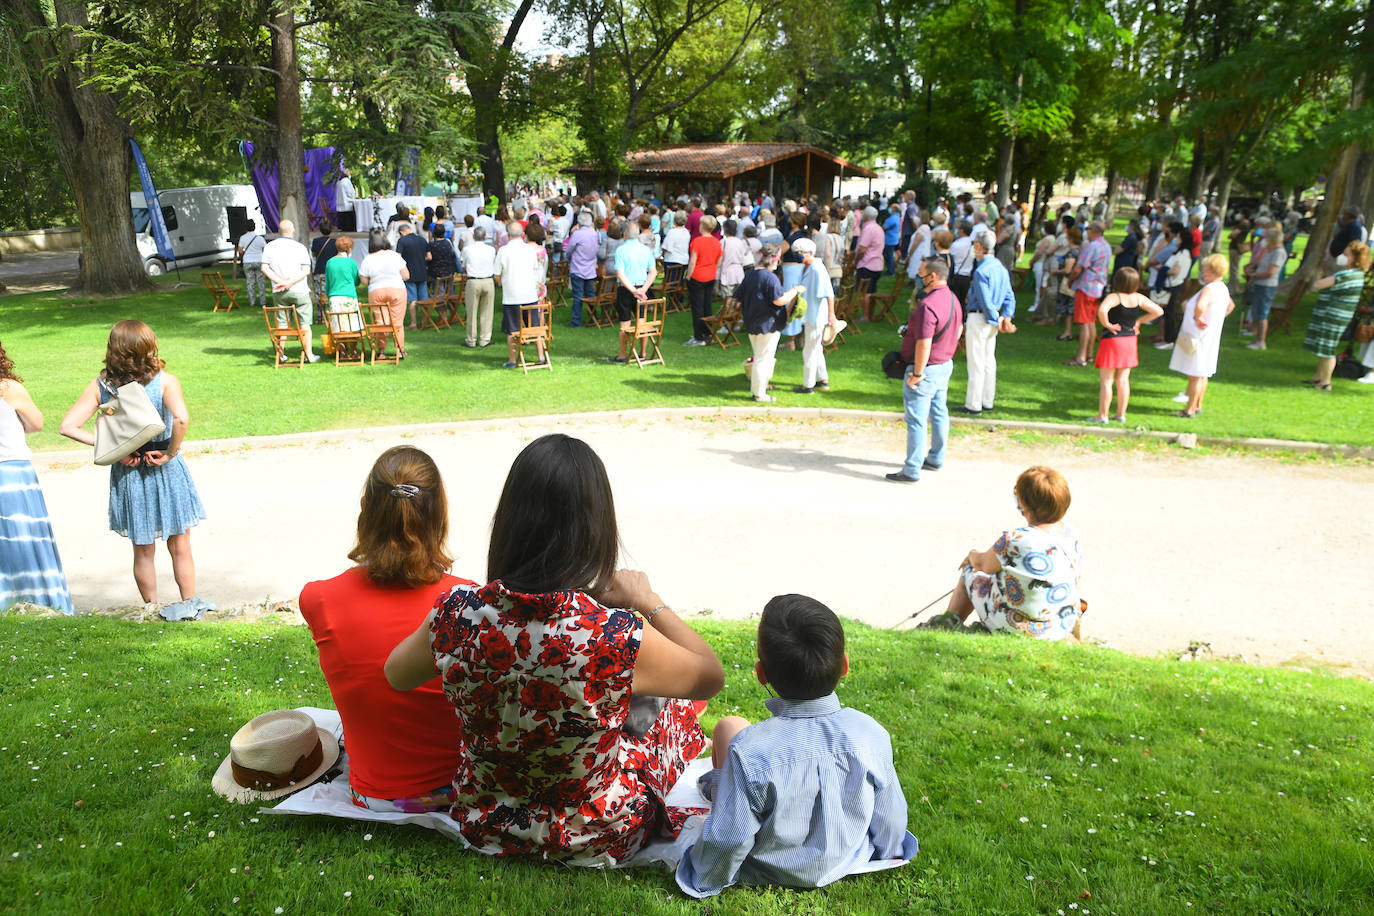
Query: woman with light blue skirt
60 321 210 620
0 342 72 614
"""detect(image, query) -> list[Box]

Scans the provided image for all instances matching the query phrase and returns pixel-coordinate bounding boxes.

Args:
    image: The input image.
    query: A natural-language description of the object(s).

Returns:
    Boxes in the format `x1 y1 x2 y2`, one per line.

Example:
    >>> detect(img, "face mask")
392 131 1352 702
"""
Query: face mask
1336 254 1349 267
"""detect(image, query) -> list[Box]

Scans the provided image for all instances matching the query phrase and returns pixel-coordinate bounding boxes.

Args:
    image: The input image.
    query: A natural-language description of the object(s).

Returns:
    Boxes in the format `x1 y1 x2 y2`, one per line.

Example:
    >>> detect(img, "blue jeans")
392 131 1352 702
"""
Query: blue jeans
902 360 953 477
883 244 897 275
569 274 596 326
404 280 428 302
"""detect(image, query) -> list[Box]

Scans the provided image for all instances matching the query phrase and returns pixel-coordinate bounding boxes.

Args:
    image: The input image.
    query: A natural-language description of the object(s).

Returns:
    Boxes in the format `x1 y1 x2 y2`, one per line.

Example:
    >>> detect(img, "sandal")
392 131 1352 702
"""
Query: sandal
1054 334 1073 341
1172 410 1196 419
1063 358 1088 367
1315 382 1332 391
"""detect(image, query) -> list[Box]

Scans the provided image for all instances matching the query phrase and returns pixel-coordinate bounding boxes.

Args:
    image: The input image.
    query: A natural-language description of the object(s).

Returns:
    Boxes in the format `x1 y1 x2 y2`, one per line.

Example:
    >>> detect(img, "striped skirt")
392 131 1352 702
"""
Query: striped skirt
0 460 73 615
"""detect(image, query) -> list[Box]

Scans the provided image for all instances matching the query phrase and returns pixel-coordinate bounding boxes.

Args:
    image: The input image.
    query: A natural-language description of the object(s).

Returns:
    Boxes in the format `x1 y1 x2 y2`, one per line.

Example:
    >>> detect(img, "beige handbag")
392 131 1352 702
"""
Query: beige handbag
94 379 167 466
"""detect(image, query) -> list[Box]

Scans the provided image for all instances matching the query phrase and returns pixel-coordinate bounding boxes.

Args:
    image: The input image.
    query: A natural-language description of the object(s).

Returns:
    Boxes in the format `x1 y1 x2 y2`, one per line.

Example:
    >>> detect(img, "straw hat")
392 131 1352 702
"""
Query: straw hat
822 319 848 346
212 710 339 804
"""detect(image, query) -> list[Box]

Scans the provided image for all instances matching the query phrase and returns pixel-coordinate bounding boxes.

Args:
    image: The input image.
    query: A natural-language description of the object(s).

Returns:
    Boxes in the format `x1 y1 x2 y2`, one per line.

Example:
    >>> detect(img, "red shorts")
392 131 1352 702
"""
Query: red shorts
1094 335 1138 369
1073 291 1100 324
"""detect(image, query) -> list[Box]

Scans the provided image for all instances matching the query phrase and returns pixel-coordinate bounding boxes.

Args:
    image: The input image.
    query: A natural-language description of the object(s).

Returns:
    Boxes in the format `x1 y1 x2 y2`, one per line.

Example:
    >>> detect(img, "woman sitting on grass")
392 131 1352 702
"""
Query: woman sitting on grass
298 446 470 812
386 433 723 864
928 466 1082 640
1302 241 1371 390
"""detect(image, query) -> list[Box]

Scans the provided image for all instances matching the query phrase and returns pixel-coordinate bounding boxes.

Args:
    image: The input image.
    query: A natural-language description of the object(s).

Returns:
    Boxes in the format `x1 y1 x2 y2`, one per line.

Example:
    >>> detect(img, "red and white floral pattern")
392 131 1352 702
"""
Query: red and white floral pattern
429 581 705 864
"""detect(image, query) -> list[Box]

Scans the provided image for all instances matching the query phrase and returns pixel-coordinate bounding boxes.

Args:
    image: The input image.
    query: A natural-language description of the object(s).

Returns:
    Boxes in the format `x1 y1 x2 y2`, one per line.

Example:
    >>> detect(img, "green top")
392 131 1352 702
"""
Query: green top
324 254 360 299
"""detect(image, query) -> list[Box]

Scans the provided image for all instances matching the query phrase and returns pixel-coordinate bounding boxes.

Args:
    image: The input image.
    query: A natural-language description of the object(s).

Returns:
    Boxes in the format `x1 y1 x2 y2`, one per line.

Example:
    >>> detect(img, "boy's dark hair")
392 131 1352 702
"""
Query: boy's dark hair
758 595 846 700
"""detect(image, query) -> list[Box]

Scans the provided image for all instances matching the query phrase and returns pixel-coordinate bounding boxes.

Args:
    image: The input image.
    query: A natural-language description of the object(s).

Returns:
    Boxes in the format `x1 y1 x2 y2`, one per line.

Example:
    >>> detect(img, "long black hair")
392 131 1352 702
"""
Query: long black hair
487 434 619 596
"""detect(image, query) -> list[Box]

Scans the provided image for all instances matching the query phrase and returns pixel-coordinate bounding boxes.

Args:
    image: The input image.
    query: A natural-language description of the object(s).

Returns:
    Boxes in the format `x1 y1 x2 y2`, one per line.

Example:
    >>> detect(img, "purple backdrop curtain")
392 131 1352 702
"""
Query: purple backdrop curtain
240 141 341 233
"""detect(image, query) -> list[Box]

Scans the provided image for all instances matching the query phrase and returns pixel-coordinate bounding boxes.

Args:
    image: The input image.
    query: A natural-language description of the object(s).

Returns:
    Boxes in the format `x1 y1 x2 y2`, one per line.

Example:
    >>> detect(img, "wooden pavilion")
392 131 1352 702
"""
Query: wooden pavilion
563 143 878 202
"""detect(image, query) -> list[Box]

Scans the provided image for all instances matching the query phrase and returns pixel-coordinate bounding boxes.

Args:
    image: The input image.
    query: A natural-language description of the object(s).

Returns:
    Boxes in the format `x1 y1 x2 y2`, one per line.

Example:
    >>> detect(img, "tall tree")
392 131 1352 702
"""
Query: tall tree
1 0 150 293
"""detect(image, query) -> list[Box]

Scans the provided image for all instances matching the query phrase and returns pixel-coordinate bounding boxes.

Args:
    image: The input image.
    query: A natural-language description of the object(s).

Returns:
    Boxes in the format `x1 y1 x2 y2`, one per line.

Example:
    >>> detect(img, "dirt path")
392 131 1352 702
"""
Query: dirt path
28 412 1374 677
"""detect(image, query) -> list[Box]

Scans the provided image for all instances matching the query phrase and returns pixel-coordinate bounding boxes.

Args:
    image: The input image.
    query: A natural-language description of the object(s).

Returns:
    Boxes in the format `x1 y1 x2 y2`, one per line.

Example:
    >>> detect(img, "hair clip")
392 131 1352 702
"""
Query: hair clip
390 484 419 499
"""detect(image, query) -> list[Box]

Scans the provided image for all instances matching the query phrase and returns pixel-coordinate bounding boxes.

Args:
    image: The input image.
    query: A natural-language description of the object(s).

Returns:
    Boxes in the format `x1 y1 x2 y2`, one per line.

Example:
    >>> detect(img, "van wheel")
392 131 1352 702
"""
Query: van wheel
145 258 167 277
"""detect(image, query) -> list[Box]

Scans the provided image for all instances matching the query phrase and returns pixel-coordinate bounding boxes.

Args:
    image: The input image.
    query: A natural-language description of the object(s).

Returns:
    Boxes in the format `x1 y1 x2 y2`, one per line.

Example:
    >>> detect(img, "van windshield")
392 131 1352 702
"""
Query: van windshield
131 208 150 233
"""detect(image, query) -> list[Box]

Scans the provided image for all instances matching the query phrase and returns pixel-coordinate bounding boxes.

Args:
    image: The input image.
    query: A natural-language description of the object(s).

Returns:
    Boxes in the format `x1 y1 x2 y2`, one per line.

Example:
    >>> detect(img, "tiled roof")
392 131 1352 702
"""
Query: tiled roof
564 143 878 179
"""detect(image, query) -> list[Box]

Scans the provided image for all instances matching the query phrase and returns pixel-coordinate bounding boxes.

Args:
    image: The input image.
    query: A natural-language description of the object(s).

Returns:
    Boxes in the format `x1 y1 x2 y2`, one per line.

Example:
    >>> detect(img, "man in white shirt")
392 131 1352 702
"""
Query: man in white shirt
260 219 319 362
735 207 756 239
335 166 357 231
495 221 546 367
473 210 498 247
463 225 497 348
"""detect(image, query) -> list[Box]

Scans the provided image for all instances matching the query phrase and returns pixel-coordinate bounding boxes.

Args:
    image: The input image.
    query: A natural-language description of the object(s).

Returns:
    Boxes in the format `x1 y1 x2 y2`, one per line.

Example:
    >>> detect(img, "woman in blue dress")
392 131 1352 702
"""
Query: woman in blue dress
60 320 209 619
0 341 72 614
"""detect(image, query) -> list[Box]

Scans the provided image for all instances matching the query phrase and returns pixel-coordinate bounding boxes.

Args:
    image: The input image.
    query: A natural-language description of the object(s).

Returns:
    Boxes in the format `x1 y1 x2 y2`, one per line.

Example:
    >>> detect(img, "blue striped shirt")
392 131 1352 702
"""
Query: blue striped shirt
968 254 1016 324
675 693 918 898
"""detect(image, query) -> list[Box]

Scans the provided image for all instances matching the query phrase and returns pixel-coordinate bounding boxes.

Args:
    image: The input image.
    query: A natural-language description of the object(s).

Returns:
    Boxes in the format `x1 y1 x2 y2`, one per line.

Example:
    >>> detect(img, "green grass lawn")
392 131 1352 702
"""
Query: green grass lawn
2 251 1367 452
1 615 1370 914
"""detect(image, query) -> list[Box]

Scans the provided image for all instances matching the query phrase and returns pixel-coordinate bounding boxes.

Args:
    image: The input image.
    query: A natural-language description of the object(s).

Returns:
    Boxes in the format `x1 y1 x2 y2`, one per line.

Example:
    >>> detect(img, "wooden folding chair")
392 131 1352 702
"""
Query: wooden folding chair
310 275 330 324
201 272 240 312
866 272 908 325
516 302 552 374
417 276 454 332
546 259 569 309
363 302 401 366
444 274 467 329
662 263 687 313
834 277 864 335
702 296 742 349
586 274 618 330
262 304 308 368
629 296 666 368
325 307 367 366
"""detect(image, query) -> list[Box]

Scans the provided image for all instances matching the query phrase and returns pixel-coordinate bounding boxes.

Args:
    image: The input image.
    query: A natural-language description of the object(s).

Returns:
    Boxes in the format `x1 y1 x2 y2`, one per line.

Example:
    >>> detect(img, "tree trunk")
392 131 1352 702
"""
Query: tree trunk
3 0 151 294
1145 159 1163 202
1030 178 1053 238
1104 169 1121 222
1285 74 1366 302
994 133 1014 208
1212 169 1236 237
470 76 506 208
1185 138 1207 201
270 4 308 238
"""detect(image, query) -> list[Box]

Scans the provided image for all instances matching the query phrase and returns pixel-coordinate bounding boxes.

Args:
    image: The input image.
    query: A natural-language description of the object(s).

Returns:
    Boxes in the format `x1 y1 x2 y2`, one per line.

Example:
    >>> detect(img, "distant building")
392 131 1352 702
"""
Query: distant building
564 143 878 202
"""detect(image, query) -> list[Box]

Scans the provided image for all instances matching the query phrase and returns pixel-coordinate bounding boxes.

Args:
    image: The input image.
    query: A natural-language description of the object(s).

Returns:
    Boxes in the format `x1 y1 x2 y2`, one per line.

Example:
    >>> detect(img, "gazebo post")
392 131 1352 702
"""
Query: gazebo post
729 175 735 199
804 153 811 199
838 163 844 202
768 163 774 201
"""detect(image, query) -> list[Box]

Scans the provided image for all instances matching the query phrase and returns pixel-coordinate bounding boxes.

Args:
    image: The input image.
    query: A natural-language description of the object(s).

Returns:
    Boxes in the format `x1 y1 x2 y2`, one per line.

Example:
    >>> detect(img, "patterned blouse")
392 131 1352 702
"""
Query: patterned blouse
428 581 705 865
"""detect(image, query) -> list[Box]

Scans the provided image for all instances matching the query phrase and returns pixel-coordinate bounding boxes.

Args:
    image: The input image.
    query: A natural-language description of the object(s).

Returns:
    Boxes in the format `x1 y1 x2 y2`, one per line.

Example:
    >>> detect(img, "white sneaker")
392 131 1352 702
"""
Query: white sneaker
306 353 321 363
1154 341 1174 350
1246 341 1266 350
1240 328 1255 337
1358 375 1374 384
1172 392 1189 403
682 338 706 347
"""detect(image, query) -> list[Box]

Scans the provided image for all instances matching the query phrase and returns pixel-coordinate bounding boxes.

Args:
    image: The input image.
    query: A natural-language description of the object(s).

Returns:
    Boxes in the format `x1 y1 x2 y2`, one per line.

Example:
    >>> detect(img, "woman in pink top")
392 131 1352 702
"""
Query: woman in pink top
719 219 749 300
855 206 885 319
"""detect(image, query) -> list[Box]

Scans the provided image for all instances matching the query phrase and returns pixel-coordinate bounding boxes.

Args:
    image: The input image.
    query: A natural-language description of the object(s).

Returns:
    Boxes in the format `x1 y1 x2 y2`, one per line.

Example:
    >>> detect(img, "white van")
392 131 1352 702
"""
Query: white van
130 185 263 277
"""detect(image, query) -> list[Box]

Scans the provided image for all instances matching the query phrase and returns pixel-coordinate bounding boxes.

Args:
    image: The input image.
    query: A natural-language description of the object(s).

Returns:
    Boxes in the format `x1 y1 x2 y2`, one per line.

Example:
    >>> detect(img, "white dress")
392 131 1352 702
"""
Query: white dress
1169 279 1231 378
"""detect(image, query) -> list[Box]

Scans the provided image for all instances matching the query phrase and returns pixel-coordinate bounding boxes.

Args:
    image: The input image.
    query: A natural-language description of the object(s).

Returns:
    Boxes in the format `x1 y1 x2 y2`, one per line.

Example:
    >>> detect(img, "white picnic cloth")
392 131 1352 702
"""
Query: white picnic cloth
261 707 912 877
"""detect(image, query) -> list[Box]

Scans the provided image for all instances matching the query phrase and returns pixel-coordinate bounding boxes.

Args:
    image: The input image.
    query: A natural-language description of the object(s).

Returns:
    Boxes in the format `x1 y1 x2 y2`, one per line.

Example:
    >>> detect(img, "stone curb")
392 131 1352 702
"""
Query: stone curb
30 406 1371 469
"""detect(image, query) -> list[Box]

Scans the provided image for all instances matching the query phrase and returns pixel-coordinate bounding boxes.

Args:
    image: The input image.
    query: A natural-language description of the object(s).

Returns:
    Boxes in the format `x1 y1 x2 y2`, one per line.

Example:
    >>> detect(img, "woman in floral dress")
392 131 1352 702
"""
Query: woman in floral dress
930 466 1082 640
386 434 723 865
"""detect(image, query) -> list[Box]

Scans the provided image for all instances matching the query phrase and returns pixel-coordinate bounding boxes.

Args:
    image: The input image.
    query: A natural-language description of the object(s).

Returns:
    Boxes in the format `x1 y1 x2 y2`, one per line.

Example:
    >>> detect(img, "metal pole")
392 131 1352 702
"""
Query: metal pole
769 163 774 201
